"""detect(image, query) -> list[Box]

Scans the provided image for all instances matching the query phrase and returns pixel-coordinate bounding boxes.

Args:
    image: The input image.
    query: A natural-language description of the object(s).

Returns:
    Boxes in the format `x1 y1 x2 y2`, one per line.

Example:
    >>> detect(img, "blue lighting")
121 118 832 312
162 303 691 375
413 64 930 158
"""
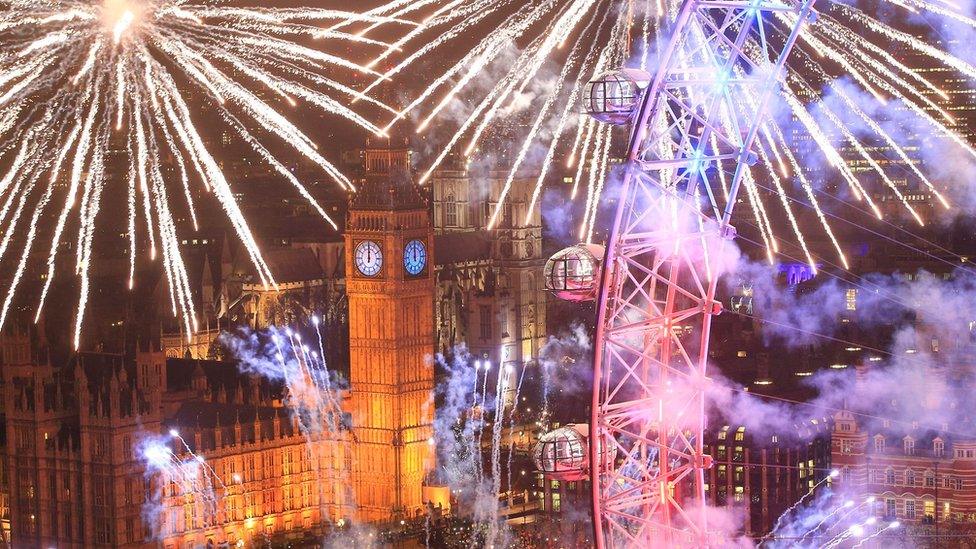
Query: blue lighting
777 262 817 287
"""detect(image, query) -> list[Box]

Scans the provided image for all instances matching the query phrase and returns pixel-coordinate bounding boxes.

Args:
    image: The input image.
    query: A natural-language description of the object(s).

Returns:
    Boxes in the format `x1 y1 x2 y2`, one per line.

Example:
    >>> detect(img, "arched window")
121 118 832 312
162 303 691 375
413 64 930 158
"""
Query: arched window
906 499 917 519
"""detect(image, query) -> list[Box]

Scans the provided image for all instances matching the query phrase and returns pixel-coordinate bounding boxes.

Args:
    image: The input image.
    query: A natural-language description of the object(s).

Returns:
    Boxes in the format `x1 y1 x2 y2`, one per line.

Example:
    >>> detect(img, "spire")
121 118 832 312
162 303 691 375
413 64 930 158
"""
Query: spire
351 135 426 212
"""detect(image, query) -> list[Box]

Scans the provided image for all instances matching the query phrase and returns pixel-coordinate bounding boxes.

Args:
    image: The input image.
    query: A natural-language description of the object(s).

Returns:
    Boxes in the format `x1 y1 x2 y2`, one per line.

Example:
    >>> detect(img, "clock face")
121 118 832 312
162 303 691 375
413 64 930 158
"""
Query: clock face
355 241 383 277
403 239 428 276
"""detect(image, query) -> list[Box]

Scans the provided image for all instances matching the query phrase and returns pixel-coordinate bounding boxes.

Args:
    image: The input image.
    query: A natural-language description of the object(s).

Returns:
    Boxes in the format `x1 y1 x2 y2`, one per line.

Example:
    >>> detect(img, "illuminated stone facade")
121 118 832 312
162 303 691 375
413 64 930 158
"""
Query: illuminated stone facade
0 143 438 545
345 141 436 522
429 157 548 400
0 330 351 548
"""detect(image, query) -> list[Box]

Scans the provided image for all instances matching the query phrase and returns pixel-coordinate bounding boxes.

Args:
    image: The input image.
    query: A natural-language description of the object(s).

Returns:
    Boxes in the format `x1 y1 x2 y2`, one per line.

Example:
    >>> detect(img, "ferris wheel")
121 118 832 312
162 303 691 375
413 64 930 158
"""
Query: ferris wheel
535 0 819 546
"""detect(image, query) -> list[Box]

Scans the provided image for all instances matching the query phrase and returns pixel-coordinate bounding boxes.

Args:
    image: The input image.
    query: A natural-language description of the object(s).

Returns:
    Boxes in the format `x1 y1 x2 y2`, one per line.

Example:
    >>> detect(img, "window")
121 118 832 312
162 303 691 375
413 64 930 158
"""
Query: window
904 438 915 455
886 468 895 485
846 288 857 311
444 194 458 227
842 467 853 483
925 471 935 488
906 469 915 486
841 440 854 454
479 306 492 340
906 499 916 519
886 498 896 518
874 435 885 453
934 440 944 457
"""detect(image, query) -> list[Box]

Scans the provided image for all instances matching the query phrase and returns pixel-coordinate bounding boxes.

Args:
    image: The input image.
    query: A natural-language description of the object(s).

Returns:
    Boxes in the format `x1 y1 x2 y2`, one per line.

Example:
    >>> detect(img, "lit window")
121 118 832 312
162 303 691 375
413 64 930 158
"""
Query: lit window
736 350 748 358
845 288 857 311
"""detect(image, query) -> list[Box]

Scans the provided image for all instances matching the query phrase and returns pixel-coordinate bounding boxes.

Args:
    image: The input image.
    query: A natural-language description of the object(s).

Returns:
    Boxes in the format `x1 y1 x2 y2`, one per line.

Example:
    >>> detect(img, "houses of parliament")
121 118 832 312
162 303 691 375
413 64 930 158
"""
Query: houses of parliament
0 138 548 547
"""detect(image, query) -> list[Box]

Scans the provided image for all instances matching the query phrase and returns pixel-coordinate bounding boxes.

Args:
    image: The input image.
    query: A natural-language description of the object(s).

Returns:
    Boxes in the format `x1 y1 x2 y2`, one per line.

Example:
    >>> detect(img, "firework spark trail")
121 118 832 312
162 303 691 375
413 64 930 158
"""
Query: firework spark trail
169 429 227 492
481 1 599 228
811 17 955 124
141 434 224 534
781 90 869 204
505 362 528 495
379 0 976 271
769 119 850 270
0 1 406 342
524 3 612 221
571 118 597 200
741 170 776 263
763 470 839 543
485 363 508 548
585 124 614 242
850 521 899 548
362 0 504 91
793 500 854 544
791 76 920 223
578 125 605 241
474 361 491 485
823 518 878 549
457 6 577 163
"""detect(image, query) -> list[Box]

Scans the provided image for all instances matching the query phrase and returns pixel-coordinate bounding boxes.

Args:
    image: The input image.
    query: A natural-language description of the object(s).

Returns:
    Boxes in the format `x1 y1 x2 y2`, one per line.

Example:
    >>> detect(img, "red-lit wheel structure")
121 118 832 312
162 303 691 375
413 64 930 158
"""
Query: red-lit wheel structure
540 1 818 547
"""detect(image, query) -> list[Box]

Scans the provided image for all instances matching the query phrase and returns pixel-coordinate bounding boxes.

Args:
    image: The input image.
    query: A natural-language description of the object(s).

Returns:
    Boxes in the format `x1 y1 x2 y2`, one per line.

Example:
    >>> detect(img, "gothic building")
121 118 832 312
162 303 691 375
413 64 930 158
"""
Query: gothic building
345 140 437 522
0 326 351 548
429 154 548 393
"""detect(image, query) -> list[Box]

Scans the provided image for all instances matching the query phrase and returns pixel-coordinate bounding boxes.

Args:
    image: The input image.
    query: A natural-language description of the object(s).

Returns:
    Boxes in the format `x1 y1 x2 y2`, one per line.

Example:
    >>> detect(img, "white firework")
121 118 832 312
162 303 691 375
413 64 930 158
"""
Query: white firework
0 0 408 347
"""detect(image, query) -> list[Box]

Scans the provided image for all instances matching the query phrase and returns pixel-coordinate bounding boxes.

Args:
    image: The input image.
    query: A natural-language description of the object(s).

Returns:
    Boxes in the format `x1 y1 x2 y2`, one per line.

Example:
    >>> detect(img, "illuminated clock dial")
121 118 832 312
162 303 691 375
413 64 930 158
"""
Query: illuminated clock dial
403 239 428 276
355 241 383 277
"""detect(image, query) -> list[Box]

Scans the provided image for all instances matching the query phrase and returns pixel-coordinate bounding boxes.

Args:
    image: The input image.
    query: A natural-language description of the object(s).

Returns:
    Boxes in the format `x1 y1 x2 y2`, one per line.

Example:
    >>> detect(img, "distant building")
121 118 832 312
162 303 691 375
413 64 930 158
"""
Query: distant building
429 154 548 399
704 420 833 537
0 326 349 548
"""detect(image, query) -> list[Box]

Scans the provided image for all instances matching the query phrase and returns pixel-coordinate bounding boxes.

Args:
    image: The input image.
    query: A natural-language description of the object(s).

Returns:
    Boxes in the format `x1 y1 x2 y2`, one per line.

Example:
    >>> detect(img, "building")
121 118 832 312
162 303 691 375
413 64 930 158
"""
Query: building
0 139 445 546
704 420 833 537
345 140 437 522
0 324 352 548
430 154 548 399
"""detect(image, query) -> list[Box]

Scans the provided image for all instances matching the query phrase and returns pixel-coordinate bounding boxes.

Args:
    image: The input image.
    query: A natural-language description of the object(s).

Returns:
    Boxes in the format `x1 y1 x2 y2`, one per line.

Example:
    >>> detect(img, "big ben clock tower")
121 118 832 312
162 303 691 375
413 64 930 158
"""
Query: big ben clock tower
346 137 435 522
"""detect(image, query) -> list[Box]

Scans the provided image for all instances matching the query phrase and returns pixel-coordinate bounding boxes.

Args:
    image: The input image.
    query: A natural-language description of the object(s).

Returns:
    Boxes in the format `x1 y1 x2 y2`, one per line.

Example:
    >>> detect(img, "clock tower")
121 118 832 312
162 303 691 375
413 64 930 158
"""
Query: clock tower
345 138 436 522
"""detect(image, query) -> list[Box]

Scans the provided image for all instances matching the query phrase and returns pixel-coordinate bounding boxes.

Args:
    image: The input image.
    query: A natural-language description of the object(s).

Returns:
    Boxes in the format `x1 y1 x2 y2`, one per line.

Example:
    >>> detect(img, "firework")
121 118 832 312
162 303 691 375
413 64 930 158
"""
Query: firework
0 1 410 347
371 0 975 265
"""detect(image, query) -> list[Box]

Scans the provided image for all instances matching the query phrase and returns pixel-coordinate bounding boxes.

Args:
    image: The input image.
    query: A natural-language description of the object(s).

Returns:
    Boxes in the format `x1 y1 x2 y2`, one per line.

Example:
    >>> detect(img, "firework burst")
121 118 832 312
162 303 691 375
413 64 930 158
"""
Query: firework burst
369 0 976 265
0 0 409 347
